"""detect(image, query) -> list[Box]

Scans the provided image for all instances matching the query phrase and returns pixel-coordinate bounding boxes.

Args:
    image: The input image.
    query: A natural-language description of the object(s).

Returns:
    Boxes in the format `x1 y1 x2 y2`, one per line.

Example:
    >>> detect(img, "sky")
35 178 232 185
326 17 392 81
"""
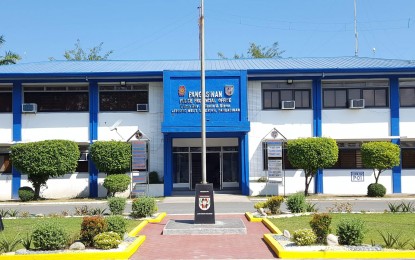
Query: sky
1 0 415 63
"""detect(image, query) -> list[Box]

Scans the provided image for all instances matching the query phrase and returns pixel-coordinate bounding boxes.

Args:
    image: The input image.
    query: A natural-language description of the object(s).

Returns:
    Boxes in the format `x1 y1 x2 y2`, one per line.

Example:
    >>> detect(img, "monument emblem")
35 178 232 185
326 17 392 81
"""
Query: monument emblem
199 197 211 211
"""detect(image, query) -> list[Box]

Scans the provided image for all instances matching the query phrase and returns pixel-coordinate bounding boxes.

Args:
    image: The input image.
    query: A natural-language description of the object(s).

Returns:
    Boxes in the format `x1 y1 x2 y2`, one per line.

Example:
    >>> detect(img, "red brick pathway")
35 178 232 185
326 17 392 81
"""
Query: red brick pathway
130 214 277 259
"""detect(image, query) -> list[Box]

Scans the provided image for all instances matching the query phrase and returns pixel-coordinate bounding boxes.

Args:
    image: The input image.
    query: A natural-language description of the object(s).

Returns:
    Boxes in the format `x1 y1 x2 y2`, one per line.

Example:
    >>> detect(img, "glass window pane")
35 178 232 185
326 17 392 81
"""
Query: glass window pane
363 89 375 106
100 91 148 111
173 153 189 183
400 88 415 107
335 90 347 107
374 89 387 107
25 92 89 112
348 89 361 100
280 90 293 101
324 90 335 107
295 90 310 108
263 91 272 108
0 93 12 112
271 91 279 108
223 153 239 182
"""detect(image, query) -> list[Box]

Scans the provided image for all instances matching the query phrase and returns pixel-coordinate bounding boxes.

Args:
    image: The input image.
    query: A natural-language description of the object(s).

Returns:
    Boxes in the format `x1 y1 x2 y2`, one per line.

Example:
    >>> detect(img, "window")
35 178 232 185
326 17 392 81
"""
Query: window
99 83 149 112
400 88 415 107
323 81 389 108
0 153 12 173
329 143 363 169
262 142 294 170
24 85 89 112
0 86 12 112
76 146 89 172
402 142 415 169
262 81 311 109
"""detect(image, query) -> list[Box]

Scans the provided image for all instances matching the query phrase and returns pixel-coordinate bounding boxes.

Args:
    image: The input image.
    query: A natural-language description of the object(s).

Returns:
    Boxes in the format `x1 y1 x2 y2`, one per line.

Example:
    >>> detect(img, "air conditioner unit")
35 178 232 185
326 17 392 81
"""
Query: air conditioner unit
136 104 148 112
349 99 365 109
22 103 37 113
281 100 295 110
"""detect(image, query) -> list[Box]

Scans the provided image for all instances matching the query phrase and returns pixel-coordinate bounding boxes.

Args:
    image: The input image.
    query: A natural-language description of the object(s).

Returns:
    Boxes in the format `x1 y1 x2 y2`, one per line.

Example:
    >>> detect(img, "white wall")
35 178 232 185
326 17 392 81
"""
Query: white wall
322 109 390 139
400 109 415 138
0 174 12 200
22 113 89 142
323 169 393 195
0 114 12 144
402 170 415 193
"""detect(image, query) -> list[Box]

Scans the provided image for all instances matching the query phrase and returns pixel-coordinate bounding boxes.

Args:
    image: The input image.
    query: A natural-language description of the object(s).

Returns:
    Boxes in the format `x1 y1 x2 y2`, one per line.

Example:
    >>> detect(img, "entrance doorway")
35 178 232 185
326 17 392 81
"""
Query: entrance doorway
173 144 239 191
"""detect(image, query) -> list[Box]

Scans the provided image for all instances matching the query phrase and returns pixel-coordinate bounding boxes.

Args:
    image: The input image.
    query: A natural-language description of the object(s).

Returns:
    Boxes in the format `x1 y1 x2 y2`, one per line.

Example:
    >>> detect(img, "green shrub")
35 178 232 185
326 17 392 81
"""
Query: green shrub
367 183 386 197
32 221 68 250
309 213 332 244
107 197 127 215
93 231 122 250
149 171 160 184
293 229 316 246
80 216 108 247
103 174 131 197
90 141 131 175
336 218 365 246
106 215 127 238
254 202 267 210
131 197 157 218
286 192 306 213
265 196 284 214
18 186 35 202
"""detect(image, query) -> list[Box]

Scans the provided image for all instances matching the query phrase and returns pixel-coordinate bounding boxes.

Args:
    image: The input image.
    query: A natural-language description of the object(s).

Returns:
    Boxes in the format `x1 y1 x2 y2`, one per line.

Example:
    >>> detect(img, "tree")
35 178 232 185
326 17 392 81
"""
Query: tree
49 39 113 61
0 35 21 65
218 41 284 59
287 137 338 196
10 140 80 199
361 141 400 184
90 141 131 175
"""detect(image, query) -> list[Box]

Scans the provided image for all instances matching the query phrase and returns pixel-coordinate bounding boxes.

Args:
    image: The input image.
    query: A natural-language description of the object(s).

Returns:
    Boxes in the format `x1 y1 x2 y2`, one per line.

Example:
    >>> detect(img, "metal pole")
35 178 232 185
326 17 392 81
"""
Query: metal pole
354 0 358 57
200 0 207 184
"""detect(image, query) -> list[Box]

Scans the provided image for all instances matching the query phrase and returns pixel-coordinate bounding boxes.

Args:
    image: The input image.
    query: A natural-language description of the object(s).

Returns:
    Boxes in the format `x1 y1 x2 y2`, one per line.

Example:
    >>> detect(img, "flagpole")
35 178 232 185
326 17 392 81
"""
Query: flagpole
200 0 207 184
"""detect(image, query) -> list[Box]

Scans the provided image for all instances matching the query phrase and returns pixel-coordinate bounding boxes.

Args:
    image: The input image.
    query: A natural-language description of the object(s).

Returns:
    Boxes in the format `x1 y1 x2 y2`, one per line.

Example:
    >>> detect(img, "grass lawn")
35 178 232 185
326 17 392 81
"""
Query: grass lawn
0 217 142 250
269 213 415 249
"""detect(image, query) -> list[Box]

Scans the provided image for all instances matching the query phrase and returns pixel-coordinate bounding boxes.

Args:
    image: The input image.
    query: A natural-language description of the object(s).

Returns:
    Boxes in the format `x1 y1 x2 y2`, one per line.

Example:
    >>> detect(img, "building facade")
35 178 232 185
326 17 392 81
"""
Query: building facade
0 57 414 199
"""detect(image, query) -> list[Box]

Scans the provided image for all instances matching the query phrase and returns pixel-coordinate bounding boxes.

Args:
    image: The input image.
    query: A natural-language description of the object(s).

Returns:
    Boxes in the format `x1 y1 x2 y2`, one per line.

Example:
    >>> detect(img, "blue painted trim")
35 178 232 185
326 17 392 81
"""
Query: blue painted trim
312 79 324 194
163 134 173 196
88 81 99 197
11 82 22 199
390 77 401 193
240 134 250 195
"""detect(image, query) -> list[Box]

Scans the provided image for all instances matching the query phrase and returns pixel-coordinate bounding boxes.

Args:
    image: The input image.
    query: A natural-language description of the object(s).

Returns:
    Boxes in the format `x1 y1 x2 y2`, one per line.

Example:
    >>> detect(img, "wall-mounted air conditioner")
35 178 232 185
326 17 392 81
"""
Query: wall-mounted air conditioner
22 103 37 113
349 99 365 109
136 104 148 112
281 100 295 110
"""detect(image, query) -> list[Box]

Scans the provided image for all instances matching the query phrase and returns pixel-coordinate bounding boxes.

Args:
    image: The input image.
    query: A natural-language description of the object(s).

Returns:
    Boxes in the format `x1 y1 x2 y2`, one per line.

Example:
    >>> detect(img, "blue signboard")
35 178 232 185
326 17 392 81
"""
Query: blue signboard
162 71 250 133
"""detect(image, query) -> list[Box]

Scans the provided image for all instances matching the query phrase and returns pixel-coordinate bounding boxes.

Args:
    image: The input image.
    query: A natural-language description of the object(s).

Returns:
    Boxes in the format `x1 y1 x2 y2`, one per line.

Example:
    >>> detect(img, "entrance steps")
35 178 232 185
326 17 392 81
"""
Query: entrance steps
163 193 250 203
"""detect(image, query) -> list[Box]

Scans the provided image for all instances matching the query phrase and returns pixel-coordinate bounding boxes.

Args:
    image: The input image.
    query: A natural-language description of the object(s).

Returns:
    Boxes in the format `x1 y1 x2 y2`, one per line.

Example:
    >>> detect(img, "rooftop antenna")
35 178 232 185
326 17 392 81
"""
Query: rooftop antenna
354 0 359 57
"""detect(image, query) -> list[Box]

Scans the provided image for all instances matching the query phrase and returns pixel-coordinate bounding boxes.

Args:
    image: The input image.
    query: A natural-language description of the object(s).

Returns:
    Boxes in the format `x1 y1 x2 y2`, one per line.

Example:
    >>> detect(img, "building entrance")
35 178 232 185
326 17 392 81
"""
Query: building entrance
173 144 239 191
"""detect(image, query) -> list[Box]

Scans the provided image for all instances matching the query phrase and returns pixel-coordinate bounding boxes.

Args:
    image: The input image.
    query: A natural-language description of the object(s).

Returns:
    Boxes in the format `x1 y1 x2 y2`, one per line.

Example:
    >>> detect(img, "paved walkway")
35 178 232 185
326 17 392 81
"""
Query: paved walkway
130 214 277 260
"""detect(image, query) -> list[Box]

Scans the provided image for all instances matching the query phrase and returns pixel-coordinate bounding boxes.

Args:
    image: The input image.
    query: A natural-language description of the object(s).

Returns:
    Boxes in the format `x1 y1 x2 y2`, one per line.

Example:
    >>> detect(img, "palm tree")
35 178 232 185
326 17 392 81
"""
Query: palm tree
0 35 21 65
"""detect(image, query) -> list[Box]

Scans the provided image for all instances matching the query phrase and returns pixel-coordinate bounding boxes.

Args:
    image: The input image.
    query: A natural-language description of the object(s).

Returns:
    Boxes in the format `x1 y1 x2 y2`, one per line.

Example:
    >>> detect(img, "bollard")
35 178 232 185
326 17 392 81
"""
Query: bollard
0 215 4 231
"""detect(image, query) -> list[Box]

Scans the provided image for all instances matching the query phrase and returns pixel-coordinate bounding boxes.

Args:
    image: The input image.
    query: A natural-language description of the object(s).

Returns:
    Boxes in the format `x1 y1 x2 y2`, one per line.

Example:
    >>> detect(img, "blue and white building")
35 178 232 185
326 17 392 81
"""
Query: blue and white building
0 57 414 199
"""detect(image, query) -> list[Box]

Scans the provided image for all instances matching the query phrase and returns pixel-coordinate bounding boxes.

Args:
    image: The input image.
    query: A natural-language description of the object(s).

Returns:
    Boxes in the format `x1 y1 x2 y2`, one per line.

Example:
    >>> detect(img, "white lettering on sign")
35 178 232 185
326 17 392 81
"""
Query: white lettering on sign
188 91 223 98
351 171 364 182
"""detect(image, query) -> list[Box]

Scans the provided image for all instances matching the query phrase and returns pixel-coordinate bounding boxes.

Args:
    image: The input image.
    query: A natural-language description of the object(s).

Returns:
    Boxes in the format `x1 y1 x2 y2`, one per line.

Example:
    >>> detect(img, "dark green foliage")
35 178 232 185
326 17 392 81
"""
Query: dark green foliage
90 141 131 175
149 171 160 184
265 196 284 214
80 216 108 247
106 215 127 238
103 174 131 197
93 232 121 250
131 197 157 218
32 221 68 250
107 197 127 215
310 213 332 244
21 233 32 250
286 192 306 213
18 186 35 202
336 218 365 246
367 183 386 197
10 140 80 199
0 234 21 253
361 142 400 184
287 137 338 196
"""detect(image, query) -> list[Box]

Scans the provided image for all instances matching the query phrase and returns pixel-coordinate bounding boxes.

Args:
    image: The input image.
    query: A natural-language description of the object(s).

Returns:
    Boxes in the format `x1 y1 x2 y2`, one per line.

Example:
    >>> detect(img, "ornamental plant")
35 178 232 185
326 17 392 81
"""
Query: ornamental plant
286 192 307 213
103 174 131 197
131 197 157 218
361 141 400 184
107 197 127 215
287 137 338 196
18 186 35 202
10 140 80 199
90 141 131 175
292 228 317 246
265 196 284 214
80 216 108 247
32 221 68 250
106 215 127 238
93 231 122 250
309 213 332 244
336 218 365 246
